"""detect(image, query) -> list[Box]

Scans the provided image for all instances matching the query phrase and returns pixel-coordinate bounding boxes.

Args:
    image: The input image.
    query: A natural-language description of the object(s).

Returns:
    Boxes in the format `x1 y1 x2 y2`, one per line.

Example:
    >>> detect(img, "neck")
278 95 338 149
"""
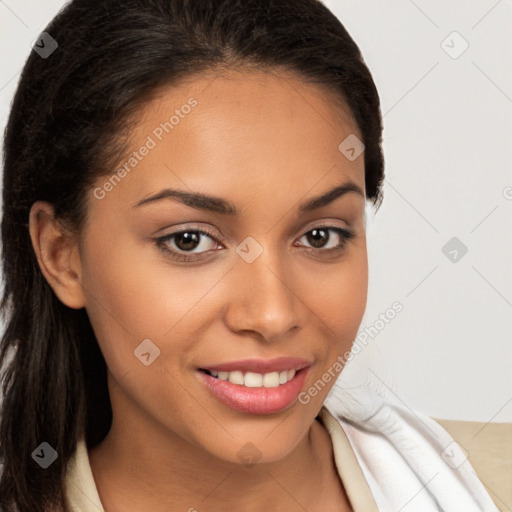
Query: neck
88 377 348 512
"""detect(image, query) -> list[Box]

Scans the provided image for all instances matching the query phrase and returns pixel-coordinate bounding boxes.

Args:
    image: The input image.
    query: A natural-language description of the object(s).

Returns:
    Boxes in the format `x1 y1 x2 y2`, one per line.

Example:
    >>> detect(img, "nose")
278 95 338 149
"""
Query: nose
223 246 301 342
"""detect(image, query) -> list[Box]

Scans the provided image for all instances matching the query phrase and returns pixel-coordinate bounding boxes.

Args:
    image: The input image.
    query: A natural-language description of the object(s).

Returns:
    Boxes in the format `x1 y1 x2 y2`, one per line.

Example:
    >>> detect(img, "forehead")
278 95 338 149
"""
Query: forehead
95 67 365 214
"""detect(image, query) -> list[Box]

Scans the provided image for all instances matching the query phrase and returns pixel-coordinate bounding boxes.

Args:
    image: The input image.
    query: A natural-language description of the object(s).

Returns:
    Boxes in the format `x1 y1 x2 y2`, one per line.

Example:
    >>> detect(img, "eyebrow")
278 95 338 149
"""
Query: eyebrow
132 180 364 215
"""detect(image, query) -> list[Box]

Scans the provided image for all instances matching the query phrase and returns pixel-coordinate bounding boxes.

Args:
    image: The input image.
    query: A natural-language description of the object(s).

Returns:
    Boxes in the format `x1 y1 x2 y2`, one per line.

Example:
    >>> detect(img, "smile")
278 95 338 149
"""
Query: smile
197 366 310 415
201 369 297 388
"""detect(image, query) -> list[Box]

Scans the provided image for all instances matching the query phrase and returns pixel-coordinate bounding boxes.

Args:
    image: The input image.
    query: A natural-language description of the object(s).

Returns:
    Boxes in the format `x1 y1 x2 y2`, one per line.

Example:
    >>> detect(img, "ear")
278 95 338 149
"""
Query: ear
28 201 86 309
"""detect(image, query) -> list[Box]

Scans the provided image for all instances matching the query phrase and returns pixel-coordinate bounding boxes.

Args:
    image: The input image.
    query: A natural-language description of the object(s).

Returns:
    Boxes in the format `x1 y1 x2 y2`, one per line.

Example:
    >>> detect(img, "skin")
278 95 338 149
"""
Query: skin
29 67 368 511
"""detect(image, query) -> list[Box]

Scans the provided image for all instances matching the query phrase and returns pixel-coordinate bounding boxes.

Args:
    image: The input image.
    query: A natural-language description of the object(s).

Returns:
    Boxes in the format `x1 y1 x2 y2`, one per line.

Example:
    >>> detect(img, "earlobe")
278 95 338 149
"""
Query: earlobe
28 201 86 309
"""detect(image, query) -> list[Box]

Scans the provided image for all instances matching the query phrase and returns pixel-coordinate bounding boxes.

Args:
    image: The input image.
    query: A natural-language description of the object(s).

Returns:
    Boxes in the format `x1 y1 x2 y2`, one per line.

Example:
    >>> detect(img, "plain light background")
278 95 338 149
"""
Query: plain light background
0 0 511 422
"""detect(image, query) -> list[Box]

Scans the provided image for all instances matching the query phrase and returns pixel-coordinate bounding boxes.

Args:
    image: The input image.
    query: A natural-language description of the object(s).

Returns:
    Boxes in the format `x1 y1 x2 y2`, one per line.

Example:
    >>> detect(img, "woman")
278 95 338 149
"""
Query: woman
0 0 499 511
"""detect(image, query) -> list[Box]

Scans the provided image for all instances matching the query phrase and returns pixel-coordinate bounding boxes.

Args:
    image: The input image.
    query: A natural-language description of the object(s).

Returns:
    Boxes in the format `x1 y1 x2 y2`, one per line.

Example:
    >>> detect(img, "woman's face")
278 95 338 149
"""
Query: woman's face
79 67 368 464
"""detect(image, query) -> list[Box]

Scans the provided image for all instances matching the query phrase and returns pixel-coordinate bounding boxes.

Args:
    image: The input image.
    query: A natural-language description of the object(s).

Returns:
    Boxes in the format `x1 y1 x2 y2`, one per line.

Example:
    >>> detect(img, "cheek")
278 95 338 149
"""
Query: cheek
300 242 368 374
79 229 230 372
289 247 368 406
303 244 368 343
324 261 367 360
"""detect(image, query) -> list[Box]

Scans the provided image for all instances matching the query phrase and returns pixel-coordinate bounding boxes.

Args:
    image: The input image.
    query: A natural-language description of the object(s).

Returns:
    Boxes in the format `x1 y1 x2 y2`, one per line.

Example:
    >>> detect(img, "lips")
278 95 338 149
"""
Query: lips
197 366 310 414
195 356 314 414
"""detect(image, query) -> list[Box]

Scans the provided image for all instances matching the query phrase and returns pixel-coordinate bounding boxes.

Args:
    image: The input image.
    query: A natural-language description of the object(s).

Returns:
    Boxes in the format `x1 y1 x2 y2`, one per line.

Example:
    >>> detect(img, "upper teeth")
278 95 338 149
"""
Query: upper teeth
209 369 296 387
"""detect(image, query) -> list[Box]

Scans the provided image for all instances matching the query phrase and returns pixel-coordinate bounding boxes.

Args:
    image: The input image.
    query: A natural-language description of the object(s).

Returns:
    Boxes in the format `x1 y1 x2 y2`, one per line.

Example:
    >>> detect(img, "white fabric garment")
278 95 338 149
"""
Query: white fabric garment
323 382 500 512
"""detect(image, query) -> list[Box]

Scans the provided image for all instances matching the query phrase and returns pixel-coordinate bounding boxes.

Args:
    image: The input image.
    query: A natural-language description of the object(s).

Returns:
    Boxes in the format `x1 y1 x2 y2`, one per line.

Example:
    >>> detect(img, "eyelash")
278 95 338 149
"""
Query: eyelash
154 225 355 263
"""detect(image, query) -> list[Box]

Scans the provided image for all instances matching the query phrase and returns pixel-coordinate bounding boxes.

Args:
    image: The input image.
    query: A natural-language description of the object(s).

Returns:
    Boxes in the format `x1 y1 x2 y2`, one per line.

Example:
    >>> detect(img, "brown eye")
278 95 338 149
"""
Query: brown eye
305 228 330 248
155 227 221 262
173 231 202 251
298 226 354 251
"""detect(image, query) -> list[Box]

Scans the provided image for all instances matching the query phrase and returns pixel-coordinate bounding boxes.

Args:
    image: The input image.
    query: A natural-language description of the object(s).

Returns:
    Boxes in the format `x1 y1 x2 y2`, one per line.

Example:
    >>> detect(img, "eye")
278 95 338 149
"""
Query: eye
295 226 355 253
155 226 220 262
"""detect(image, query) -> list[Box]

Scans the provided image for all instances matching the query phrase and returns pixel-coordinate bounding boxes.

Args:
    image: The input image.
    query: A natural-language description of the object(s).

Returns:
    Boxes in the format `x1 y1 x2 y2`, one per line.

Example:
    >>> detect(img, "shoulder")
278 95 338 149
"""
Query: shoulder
432 417 512 512
322 384 503 511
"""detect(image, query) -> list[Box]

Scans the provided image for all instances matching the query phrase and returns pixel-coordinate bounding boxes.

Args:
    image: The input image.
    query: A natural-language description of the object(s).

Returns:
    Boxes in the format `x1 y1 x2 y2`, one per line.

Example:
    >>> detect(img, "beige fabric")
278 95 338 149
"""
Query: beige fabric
318 405 379 511
65 439 105 512
432 418 512 512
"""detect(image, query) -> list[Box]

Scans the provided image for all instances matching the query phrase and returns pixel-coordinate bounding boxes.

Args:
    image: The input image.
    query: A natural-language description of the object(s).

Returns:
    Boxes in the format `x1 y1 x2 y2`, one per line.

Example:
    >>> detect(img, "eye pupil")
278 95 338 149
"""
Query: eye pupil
175 231 200 251
307 228 328 248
